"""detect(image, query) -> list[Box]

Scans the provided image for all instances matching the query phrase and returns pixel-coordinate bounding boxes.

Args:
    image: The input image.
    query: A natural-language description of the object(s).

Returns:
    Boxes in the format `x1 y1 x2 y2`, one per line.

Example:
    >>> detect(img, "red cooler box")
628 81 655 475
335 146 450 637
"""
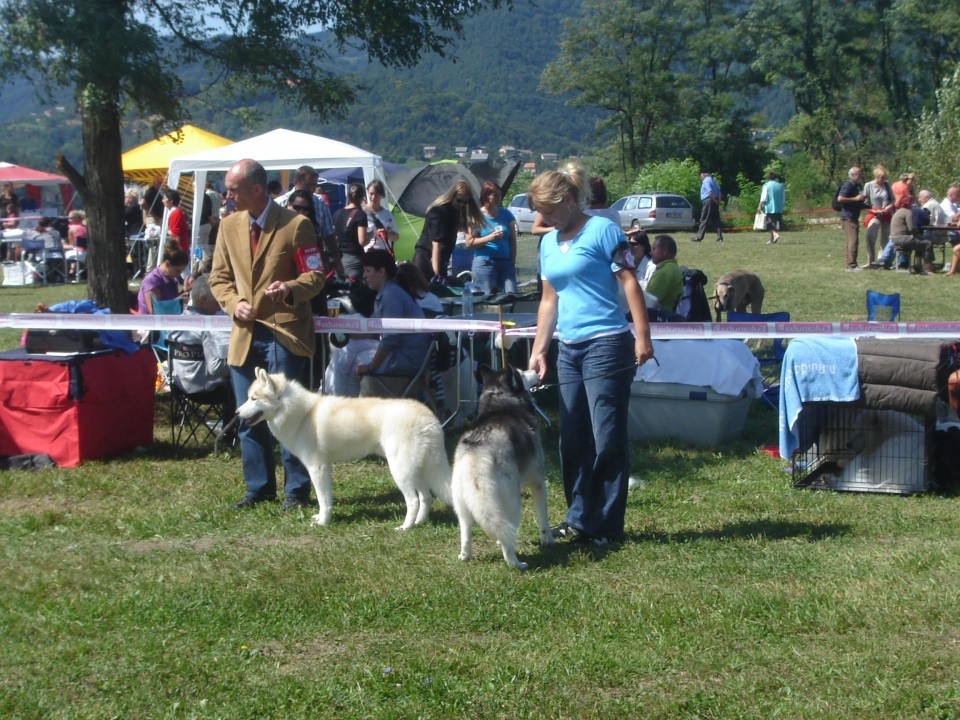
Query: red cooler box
0 348 156 467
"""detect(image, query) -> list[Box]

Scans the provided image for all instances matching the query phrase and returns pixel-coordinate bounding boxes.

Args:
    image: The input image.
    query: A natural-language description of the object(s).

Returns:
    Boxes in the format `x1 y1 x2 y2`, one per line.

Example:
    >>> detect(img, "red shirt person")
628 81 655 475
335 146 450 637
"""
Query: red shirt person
162 189 190 253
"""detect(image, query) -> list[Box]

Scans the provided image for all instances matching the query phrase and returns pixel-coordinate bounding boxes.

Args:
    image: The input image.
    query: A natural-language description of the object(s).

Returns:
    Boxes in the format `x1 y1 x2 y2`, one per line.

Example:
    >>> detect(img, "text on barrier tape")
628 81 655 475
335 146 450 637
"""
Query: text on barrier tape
2 313 960 339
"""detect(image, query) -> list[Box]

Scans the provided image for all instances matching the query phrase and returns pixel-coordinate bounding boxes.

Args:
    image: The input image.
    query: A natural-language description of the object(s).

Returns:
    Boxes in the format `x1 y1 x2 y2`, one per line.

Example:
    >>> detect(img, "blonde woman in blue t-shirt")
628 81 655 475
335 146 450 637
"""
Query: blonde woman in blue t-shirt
527 161 654 546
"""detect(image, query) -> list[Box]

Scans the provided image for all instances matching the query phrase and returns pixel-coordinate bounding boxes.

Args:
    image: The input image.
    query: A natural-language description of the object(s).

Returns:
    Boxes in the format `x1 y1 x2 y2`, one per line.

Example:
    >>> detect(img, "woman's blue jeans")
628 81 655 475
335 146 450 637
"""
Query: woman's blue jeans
230 324 311 503
471 256 517 294
557 331 635 538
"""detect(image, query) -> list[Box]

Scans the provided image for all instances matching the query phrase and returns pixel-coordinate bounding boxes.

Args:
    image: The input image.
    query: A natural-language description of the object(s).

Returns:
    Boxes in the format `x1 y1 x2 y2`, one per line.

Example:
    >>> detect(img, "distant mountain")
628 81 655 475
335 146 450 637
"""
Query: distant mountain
0 0 602 170
190 0 601 163
0 1 794 173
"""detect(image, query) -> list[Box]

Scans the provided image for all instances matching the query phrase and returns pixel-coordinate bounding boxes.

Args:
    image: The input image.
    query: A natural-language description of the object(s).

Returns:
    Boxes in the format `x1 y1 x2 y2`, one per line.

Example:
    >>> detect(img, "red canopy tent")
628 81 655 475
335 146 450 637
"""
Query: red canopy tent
0 161 73 211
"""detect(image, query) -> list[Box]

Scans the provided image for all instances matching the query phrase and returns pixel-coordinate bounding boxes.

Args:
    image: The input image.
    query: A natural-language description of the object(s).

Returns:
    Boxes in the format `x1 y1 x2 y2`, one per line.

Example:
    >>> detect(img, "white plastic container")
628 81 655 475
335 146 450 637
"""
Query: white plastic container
627 381 756 447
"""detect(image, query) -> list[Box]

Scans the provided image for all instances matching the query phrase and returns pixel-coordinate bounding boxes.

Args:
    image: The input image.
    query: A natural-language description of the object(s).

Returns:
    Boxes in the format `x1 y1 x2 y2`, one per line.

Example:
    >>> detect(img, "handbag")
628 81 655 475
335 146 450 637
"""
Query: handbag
365 214 394 254
753 212 767 231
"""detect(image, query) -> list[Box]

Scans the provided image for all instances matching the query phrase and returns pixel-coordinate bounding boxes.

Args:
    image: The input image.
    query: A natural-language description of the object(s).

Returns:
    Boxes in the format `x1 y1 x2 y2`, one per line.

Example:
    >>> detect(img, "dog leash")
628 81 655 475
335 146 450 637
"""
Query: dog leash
529 357 659 394
214 414 240 455
526 359 658 428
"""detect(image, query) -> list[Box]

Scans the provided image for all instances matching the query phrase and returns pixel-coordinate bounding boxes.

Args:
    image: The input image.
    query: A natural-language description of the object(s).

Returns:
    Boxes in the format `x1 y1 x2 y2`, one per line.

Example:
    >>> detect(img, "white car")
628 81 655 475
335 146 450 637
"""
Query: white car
507 193 537 234
610 192 695 232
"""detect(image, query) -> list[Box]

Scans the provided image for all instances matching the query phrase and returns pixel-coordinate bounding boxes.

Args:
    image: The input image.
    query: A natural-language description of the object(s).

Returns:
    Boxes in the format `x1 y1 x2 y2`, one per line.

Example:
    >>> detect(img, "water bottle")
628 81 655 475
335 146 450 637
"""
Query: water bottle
462 282 475 316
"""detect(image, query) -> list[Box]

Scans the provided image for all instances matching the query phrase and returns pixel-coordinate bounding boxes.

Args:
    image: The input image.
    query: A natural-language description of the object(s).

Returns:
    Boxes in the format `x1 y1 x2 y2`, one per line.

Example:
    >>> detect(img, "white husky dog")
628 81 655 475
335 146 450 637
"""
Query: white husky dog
452 365 553 570
236 367 451 529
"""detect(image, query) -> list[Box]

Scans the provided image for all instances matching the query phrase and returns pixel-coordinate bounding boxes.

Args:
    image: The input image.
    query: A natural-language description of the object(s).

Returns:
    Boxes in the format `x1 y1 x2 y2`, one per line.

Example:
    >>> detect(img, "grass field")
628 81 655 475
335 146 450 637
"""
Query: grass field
2 226 960 719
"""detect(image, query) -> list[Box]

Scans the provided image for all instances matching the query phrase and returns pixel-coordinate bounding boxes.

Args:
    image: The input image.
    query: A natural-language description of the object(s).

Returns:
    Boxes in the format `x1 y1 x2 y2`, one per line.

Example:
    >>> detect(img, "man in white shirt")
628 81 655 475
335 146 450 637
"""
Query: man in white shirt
940 186 960 224
919 189 948 225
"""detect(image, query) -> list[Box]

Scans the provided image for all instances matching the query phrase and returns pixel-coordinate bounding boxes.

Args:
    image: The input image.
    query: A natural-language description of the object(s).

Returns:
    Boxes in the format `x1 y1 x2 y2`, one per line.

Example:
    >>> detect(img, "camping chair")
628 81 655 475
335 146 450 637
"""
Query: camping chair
167 341 236 454
866 290 901 321
363 337 439 410
150 297 184 393
38 245 68 285
727 310 790 409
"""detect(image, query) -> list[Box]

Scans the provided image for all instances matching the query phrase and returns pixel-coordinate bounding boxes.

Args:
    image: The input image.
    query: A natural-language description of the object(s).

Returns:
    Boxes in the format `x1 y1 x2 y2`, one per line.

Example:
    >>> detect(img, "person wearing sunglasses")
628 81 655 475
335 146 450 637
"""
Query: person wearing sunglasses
413 179 483 284
286 189 317 224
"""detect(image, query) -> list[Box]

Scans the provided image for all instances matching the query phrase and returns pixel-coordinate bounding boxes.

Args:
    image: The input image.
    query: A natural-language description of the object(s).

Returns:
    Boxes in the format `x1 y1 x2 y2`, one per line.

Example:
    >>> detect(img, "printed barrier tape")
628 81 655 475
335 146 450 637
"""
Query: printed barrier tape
3 313 960 339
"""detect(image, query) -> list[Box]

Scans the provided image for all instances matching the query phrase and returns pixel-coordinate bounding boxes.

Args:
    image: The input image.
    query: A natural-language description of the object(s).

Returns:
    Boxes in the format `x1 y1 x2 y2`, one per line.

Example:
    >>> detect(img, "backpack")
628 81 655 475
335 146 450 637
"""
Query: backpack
675 268 711 322
831 183 844 212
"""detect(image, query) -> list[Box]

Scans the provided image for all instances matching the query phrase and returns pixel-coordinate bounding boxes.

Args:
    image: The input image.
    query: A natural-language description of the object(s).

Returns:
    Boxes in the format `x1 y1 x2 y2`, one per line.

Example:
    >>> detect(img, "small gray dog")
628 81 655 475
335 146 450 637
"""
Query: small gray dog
713 270 764 322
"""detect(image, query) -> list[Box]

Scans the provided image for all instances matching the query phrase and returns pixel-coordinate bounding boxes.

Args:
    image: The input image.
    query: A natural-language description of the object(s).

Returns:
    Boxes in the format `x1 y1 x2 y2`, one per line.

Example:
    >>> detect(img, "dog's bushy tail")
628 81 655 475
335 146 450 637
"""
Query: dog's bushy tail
420 422 453 505
427 453 453 506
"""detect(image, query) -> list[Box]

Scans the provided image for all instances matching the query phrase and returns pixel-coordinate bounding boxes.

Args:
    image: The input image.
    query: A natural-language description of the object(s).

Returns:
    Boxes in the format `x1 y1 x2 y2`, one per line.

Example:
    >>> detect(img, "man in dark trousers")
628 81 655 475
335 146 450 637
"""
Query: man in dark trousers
837 166 866 272
208 158 326 510
692 169 724 242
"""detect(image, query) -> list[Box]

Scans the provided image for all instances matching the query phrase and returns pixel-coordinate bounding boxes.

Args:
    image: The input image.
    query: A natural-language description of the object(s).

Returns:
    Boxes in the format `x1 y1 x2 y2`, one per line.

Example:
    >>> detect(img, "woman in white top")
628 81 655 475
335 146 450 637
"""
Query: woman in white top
862 164 894 266
364 179 399 252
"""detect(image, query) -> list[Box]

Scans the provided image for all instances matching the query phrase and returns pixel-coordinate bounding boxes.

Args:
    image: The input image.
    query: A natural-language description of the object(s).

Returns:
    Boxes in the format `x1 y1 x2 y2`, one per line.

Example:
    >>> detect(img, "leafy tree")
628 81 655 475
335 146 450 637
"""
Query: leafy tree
0 0 507 311
782 150 827 211
630 158 703 208
542 0 764 198
541 0 689 175
509 169 536 197
910 68 960 193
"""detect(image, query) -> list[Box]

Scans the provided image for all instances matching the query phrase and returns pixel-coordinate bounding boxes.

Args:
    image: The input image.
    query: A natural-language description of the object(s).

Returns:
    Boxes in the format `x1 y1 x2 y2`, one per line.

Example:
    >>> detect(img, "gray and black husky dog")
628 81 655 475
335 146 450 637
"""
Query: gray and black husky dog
451 364 553 570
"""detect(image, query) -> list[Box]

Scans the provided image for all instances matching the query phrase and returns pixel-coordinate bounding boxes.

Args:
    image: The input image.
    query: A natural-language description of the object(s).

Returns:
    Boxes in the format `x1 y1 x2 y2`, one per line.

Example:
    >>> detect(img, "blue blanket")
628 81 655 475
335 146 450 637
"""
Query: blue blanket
778 337 860 458
47 300 140 354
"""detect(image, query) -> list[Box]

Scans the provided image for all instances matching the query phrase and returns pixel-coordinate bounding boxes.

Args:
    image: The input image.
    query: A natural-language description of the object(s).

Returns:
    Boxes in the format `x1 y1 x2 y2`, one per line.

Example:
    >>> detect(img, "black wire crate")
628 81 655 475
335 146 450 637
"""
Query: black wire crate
792 403 932 495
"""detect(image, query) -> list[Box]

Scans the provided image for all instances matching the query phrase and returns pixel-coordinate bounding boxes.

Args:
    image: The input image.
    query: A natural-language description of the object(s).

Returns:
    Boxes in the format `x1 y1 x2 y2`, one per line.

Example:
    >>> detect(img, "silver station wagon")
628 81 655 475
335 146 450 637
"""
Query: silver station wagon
610 192 695 232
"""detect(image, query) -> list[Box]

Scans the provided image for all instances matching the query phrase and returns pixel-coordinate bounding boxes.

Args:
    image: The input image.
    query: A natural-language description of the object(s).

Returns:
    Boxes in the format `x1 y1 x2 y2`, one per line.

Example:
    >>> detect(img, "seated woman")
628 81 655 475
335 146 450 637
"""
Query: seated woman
889 195 934 275
357 249 433 398
20 216 61 259
137 244 189 315
64 210 88 279
324 262 443 397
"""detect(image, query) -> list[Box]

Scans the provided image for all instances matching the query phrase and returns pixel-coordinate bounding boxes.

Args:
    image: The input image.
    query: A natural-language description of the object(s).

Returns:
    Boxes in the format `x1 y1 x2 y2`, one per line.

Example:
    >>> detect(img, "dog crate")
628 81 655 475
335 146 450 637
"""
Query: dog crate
791 402 933 495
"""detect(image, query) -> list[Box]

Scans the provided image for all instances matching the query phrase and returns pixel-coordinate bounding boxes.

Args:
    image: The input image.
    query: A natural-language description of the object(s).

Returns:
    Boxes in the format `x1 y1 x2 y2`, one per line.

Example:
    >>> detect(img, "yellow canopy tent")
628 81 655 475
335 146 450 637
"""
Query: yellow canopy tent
123 125 232 272
122 124 233 184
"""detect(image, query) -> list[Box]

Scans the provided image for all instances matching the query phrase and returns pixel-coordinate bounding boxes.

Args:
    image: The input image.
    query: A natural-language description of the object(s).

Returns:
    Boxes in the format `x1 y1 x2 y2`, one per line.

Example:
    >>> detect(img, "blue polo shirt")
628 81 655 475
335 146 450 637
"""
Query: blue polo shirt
700 175 720 201
539 216 628 344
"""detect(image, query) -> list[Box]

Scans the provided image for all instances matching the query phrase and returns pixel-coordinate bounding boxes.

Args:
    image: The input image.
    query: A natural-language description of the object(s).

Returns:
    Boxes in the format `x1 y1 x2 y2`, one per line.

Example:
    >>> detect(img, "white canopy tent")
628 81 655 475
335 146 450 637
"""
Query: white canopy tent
166 128 387 256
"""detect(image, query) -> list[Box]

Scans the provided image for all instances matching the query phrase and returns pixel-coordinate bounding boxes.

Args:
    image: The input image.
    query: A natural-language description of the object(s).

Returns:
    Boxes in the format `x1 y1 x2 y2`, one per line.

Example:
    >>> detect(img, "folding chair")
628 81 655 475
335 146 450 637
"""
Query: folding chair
363 338 438 408
866 290 901 321
727 310 790 409
167 341 236 454
37 246 67 284
150 297 184 393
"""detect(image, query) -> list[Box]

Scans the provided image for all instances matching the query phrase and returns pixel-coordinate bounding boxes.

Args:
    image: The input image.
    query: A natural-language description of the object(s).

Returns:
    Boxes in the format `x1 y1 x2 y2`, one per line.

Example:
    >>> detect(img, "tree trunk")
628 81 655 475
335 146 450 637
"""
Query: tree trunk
83 101 129 313
58 94 129 314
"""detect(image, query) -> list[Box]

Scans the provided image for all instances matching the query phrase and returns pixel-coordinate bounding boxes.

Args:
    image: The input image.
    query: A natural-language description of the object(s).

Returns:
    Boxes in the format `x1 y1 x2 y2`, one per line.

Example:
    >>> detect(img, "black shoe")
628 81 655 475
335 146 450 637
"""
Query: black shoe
229 496 275 510
551 522 583 540
691 237 702 243
568 533 610 547
716 236 724 242
280 498 313 511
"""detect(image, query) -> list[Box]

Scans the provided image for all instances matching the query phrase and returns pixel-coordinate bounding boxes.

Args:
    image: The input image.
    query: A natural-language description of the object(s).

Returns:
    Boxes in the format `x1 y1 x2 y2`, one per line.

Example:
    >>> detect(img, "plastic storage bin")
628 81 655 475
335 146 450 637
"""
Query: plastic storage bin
628 381 756 447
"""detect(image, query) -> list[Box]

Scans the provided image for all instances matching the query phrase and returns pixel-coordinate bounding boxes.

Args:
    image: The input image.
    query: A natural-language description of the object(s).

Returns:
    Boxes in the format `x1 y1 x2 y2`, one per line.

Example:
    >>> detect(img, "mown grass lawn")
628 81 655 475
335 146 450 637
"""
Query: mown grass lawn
2 226 960 719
